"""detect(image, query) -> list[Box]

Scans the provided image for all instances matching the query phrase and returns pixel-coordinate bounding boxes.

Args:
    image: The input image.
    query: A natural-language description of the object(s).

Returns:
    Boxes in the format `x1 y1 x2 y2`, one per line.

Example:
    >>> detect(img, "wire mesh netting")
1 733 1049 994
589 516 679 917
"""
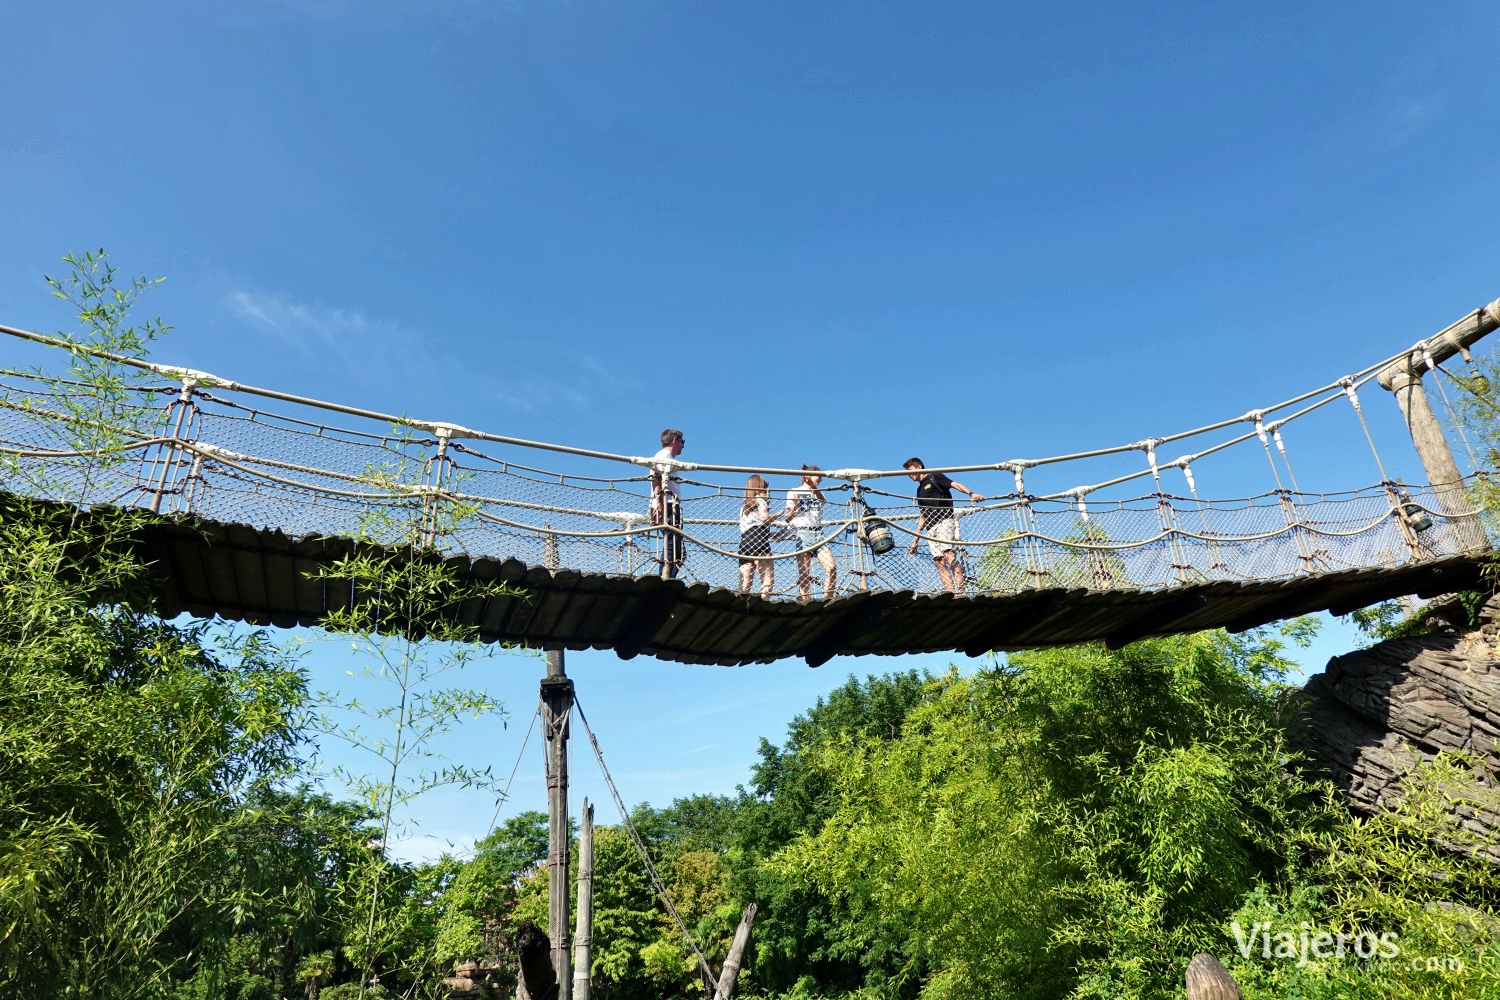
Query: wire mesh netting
0 367 1486 602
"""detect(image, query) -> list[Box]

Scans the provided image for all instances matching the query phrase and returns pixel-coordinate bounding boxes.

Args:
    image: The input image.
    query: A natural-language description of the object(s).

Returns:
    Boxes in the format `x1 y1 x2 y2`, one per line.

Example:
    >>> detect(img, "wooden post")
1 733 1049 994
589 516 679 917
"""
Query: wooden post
1383 369 1488 552
712 903 757 1000
1184 953 1242 1000
541 650 573 1000
1376 298 1500 554
571 799 594 1000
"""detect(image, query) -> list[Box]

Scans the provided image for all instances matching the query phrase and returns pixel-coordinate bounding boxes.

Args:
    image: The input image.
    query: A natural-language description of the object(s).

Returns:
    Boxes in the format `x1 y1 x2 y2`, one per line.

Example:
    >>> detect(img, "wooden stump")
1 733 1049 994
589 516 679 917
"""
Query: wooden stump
514 921 557 1000
1185 953 1242 1000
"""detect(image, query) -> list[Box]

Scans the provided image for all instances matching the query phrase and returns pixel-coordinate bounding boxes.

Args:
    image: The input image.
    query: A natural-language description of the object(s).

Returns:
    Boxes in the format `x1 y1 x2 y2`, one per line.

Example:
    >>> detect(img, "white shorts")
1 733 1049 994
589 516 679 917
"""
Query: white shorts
925 517 958 559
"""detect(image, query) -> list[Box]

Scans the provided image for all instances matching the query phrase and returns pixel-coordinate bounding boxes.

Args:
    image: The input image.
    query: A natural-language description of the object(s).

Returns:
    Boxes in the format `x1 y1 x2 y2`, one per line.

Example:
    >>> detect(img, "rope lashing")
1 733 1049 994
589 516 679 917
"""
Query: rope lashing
1176 459 1198 497
1003 460 1034 497
1072 489 1089 522
1340 376 1391 482
1136 438 1165 493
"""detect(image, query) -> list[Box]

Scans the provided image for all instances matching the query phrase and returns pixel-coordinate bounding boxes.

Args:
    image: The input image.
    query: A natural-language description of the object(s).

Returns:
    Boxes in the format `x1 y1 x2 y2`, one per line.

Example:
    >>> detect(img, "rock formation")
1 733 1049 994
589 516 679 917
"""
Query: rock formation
1299 595 1500 846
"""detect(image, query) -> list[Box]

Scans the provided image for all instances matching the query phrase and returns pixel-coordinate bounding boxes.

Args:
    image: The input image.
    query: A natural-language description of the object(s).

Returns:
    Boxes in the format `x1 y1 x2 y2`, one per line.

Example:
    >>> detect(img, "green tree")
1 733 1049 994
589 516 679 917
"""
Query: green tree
731 670 931 995
0 253 310 1000
308 438 526 995
432 811 548 974
769 629 1323 999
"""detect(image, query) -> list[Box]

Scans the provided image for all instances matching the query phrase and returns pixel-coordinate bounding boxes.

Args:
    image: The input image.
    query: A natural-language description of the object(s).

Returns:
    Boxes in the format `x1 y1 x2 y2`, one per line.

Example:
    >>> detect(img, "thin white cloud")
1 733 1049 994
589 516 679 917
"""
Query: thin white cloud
1383 100 1434 151
224 290 375 366
224 287 628 413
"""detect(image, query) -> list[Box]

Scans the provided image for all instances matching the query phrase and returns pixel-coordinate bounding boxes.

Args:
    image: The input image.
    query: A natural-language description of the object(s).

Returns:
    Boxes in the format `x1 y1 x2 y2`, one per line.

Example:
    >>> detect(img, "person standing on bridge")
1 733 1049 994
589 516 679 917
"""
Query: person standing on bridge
787 465 837 602
737 474 777 598
650 428 686 579
905 457 985 595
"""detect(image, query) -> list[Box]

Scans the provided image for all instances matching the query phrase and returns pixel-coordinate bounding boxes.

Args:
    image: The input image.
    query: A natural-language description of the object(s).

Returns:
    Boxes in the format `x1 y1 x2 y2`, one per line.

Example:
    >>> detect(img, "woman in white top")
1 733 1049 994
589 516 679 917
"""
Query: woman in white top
785 464 837 602
737 474 777 597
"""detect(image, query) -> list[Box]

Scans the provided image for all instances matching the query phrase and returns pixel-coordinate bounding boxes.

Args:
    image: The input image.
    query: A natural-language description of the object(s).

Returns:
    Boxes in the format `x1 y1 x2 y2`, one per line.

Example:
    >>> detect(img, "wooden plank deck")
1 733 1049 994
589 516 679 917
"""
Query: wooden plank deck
112 512 1485 666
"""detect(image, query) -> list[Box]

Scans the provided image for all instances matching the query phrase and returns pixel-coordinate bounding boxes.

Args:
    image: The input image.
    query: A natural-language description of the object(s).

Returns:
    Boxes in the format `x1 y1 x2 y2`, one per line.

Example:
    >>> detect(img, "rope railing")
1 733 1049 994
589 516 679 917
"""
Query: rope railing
0 322 1491 601
0 319 1458 482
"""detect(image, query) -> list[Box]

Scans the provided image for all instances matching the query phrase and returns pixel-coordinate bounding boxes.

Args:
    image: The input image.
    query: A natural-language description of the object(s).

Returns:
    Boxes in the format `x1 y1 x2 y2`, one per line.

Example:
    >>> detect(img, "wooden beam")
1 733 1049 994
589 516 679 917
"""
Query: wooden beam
1383 371 1488 553
613 580 683 659
1225 589 1329 634
541 653 572 1000
1105 593 1209 649
1376 298 1500 389
800 593 889 667
1325 563 1483 618
963 593 1066 657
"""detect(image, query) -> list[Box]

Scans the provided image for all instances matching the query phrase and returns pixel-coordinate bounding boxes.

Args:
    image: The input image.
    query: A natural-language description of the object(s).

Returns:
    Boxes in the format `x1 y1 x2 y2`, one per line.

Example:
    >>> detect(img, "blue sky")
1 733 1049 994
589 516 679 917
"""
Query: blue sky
3 0 1499 858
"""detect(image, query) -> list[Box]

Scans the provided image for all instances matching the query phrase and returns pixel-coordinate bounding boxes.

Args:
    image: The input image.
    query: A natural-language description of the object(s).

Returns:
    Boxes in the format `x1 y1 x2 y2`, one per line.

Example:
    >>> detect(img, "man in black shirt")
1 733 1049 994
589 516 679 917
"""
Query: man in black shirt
904 457 985 594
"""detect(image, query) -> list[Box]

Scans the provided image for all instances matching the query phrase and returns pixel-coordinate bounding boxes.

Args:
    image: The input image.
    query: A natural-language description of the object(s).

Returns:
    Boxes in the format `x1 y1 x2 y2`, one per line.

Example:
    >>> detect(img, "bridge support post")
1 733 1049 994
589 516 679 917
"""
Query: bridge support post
1375 299 1500 554
572 798 594 1000
541 649 574 1000
1381 369 1488 553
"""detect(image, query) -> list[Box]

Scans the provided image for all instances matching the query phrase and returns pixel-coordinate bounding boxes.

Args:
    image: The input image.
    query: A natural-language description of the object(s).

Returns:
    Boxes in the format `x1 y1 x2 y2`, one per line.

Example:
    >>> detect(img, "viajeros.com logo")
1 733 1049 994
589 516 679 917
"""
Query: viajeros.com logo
1231 920 1463 972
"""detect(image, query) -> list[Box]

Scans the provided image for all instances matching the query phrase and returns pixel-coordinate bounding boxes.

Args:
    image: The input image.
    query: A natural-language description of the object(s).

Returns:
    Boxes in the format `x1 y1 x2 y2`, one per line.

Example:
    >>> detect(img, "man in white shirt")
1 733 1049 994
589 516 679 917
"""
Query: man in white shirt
650 428 686 579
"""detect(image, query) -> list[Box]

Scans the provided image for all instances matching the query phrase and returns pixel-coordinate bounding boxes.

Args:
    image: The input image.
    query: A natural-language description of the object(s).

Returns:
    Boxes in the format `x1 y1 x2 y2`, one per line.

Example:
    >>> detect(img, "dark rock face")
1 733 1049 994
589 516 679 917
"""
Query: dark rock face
1299 597 1500 823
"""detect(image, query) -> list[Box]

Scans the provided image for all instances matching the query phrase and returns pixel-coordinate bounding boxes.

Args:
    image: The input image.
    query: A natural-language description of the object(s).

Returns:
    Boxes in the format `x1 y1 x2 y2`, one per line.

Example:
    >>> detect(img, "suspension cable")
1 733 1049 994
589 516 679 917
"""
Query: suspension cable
1341 378 1391 483
483 696 542 843
1249 415 1286 491
1431 361 1481 470
573 695 718 991
1267 422 1302 494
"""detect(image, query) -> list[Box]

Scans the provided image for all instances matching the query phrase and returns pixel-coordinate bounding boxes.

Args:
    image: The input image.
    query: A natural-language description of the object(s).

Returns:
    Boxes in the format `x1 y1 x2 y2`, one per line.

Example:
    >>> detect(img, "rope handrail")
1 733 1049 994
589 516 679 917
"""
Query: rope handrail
0 319 1455 485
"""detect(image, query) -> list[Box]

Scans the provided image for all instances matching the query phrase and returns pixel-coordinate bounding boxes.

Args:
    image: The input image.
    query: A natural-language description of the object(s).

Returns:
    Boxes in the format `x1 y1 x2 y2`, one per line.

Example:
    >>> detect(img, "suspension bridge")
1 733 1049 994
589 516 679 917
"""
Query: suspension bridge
1 300 1497 667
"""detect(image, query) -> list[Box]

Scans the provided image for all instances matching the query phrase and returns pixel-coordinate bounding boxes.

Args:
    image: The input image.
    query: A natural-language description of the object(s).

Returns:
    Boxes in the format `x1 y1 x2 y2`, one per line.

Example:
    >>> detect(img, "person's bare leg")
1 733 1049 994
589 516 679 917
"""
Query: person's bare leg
818 548 837 599
933 554 956 593
739 561 754 593
951 553 968 594
760 561 775 599
796 553 812 602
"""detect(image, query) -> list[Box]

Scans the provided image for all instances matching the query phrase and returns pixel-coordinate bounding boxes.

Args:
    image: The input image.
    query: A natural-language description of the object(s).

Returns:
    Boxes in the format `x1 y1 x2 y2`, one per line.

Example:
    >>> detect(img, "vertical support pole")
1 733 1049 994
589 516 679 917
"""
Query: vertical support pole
1386 484 1425 561
544 522 560 571
572 798 594 1000
713 903 758 1000
850 484 870 593
181 453 205 515
148 379 197 513
1156 497 1193 585
541 649 573 1000
422 428 452 549
1383 370 1488 553
1276 491 1320 575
